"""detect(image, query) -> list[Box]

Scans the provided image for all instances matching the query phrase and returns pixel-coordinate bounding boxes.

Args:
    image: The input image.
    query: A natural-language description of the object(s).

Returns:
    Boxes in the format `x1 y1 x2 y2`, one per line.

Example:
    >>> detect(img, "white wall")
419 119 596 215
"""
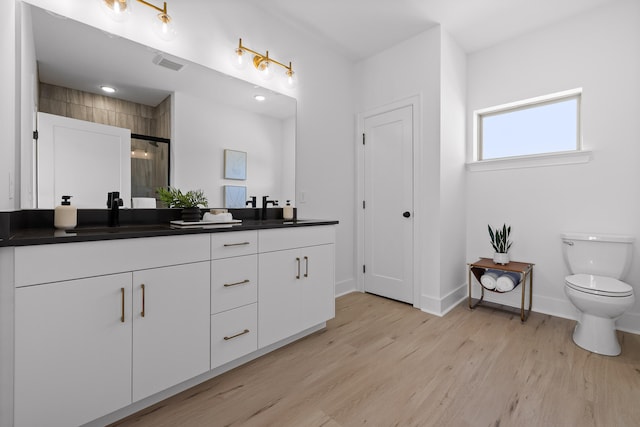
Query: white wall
466 0 640 332
439 30 467 311
173 92 290 207
18 0 357 290
0 0 18 211
355 26 468 314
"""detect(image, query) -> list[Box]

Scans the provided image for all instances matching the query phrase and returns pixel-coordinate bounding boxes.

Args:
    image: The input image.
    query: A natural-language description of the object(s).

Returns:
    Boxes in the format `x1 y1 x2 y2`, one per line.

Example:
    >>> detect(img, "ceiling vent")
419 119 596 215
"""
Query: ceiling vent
152 54 185 72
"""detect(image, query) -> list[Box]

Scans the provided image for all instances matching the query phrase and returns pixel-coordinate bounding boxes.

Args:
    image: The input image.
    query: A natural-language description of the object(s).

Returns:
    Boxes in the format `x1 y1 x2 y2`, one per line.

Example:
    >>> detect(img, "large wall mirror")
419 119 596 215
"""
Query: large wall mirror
24 4 296 209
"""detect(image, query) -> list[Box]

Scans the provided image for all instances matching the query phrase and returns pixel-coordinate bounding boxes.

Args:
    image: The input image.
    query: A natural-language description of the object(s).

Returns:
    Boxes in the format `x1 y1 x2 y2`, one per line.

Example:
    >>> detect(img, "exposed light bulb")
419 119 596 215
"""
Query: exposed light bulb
100 0 132 22
283 68 298 89
257 59 274 81
152 13 177 41
231 48 248 70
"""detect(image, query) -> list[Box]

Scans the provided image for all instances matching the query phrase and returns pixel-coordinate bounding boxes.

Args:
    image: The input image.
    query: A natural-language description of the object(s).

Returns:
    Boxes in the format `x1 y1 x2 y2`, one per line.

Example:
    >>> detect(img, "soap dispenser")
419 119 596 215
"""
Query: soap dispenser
283 200 295 221
54 195 77 230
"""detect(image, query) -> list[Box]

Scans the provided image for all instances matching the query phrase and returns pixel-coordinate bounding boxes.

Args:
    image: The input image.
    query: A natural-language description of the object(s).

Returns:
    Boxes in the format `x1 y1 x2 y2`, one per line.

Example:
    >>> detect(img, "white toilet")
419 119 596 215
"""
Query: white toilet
561 233 635 356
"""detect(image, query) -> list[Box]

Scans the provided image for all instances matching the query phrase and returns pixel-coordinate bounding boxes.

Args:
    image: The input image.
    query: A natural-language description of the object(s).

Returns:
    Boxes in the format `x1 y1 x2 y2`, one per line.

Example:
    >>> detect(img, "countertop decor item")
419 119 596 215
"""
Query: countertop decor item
156 187 208 222
488 223 512 265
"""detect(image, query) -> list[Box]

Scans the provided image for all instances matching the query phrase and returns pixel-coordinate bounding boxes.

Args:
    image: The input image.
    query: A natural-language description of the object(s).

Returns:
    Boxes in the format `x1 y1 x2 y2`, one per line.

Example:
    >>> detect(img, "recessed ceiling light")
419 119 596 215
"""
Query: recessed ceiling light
101 85 117 94
254 94 266 102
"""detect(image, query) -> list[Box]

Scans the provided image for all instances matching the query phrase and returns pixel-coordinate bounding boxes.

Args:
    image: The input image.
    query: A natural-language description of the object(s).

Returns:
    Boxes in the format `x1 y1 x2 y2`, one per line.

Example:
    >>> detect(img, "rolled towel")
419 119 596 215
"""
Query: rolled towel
495 272 521 292
480 270 500 290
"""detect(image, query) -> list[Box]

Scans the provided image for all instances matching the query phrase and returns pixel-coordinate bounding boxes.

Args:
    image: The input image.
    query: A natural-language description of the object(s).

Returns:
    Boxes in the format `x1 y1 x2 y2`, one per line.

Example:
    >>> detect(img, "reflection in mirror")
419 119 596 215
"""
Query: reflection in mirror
131 135 170 200
25 4 296 209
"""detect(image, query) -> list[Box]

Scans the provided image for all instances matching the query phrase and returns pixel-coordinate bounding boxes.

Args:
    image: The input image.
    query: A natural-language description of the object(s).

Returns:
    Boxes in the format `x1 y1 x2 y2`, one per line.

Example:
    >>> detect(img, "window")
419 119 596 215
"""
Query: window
475 89 582 162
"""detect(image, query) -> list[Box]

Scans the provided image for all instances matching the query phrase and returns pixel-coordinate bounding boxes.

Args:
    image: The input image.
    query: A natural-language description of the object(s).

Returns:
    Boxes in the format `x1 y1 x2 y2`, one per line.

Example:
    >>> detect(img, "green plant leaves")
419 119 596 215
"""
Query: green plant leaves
488 223 512 254
156 187 208 208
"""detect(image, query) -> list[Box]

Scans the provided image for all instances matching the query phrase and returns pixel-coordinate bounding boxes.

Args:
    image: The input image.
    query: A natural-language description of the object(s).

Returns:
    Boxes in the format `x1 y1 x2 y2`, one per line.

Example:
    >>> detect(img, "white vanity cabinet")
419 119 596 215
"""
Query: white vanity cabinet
7 224 336 427
13 235 210 427
210 232 259 369
132 262 210 402
258 226 336 348
15 273 133 427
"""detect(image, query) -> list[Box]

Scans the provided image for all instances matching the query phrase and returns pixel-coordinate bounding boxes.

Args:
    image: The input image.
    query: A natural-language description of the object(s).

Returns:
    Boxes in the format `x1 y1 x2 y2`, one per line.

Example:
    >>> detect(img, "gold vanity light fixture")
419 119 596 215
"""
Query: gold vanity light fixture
101 0 176 41
233 38 297 89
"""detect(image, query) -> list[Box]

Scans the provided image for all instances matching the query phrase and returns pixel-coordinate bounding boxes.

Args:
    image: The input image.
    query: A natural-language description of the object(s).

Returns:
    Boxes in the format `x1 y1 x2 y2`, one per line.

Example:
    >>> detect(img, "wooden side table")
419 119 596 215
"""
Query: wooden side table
468 258 534 322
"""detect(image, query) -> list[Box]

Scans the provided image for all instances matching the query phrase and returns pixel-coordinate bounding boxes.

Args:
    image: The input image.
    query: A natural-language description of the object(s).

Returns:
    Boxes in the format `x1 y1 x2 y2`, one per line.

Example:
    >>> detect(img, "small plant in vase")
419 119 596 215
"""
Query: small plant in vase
488 223 512 265
156 187 208 222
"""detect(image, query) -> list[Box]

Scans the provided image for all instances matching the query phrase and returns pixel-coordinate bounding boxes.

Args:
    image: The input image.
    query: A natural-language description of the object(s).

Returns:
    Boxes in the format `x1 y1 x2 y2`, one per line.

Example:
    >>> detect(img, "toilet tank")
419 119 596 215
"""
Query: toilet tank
561 233 634 279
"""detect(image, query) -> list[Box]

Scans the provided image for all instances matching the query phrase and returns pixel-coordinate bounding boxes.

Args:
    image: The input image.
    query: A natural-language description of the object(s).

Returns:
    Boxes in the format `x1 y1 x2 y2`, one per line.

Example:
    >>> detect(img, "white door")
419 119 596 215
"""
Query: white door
132 262 210 402
363 106 414 303
37 112 131 208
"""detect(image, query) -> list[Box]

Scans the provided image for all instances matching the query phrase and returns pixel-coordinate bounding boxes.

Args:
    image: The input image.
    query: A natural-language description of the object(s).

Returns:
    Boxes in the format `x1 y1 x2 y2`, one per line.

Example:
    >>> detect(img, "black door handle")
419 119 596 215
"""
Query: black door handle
403 211 411 218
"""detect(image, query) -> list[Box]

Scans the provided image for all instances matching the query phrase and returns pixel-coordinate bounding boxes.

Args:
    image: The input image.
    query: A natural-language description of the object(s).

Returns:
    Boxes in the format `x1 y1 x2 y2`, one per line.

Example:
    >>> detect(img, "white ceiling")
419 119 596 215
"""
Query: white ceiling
248 0 621 59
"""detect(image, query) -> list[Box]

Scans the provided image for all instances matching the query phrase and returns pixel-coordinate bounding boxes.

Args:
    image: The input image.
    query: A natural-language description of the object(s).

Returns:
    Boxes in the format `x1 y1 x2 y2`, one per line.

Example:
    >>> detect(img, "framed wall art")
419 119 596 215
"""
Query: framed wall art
224 185 247 208
224 149 247 180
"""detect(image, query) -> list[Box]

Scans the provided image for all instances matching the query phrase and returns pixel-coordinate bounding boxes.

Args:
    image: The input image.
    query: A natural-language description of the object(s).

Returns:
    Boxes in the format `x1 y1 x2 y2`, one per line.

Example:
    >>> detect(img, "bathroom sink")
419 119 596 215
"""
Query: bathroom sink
65 224 171 234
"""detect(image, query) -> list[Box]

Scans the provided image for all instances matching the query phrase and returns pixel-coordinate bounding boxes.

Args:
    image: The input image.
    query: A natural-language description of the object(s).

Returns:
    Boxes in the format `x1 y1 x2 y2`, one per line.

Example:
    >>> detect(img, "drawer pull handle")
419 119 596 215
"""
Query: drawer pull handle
224 279 250 287
141 284 145 317
304 256 309 278
120 287 125 323
224 329 250 340
296 257 301 279
224 242 250 247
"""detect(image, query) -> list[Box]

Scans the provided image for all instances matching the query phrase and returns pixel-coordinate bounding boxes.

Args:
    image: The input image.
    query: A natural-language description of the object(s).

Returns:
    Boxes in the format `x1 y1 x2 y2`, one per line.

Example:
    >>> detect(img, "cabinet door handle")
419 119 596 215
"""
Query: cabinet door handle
296 257 301 279
224 329 250 340
141 284 145 317
120 287 125 323
224 279 250 287
304 256 309 278
223 242 250 247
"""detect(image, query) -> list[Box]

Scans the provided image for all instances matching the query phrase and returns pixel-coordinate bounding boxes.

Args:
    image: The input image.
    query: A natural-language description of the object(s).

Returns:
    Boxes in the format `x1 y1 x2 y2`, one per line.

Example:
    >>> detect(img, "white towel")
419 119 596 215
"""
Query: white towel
202 212 233 223
496 272 521 292
480 271 499 290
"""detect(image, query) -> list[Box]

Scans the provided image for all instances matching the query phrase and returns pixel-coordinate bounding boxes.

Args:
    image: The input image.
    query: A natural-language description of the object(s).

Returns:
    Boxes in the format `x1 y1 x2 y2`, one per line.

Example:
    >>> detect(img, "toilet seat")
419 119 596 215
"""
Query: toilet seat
565 274 633 297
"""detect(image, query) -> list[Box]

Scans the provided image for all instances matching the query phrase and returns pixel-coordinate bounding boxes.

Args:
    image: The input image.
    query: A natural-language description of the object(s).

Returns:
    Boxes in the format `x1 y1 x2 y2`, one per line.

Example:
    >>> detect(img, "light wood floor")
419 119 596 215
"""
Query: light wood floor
112 292 640 427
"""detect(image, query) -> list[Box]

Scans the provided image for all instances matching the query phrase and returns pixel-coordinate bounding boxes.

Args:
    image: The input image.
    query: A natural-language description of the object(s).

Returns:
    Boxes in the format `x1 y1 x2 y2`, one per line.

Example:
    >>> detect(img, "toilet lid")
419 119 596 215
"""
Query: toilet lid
565 274 633 297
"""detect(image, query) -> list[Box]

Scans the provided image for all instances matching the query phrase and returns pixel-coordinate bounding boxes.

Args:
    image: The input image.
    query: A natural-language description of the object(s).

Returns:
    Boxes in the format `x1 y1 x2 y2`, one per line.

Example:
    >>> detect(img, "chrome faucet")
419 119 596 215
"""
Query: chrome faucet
261 196 278 220
107 191 123 227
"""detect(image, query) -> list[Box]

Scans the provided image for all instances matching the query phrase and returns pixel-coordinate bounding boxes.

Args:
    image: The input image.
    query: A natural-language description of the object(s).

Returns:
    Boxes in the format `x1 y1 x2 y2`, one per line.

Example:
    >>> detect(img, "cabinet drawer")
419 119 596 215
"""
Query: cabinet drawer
15 234 210 287
211 303 257 369
211 231 258 259
211 255 257 314
258 226 335 253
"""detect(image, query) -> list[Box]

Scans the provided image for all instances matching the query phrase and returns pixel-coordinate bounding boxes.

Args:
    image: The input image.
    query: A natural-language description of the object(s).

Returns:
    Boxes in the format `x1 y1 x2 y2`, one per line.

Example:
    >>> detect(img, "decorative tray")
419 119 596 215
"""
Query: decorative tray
170 219 242 227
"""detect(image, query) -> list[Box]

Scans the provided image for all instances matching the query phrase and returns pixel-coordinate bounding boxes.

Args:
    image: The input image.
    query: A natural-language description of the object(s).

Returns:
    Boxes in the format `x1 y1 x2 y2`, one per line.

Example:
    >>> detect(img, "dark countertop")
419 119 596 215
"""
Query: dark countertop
0 219 338 247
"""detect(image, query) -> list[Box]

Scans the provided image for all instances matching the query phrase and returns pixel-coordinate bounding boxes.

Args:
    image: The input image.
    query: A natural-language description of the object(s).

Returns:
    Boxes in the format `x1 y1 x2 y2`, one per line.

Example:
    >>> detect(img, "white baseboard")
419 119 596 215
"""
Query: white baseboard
420 283 468 317
616 311 640 335
470 284 640 335
335 278 356 297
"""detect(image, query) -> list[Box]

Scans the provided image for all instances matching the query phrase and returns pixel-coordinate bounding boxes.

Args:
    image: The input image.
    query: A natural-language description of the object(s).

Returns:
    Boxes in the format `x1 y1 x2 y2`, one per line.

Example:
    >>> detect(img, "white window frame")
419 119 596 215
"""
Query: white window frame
467 88 591 171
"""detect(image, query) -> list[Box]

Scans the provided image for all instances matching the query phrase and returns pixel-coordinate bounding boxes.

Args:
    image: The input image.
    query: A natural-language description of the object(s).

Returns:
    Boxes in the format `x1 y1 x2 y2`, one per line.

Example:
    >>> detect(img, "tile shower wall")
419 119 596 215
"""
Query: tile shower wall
38 83 170 138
